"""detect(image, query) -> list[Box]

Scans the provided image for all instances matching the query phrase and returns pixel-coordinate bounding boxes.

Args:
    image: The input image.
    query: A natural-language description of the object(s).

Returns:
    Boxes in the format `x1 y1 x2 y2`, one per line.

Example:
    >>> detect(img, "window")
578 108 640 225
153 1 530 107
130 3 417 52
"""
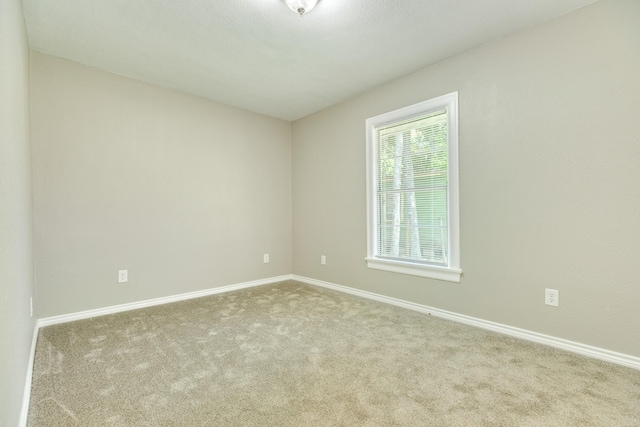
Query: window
366 92 461 282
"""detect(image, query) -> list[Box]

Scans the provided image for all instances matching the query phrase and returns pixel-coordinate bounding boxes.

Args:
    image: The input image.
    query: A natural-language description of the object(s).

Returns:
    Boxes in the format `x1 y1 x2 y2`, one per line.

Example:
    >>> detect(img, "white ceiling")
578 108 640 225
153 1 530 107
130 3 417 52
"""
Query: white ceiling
23 0 598 121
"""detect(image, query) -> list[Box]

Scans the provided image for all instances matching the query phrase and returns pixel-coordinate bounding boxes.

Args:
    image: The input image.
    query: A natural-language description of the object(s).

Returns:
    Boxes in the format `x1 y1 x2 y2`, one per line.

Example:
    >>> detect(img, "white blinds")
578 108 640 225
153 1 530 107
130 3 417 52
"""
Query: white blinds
375 109 449 265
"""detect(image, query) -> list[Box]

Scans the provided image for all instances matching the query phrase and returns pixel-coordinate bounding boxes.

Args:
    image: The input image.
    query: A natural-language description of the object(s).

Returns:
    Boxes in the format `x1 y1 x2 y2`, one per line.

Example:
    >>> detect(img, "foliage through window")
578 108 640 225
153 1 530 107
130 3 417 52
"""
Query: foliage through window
366 93 461 282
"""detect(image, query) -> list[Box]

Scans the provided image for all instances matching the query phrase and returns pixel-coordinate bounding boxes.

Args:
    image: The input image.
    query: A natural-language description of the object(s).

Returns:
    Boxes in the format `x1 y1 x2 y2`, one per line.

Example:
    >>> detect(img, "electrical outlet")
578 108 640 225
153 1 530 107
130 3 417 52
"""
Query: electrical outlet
118 270 128 283
263 254 270 263
545 288 559 306
321 255 326 265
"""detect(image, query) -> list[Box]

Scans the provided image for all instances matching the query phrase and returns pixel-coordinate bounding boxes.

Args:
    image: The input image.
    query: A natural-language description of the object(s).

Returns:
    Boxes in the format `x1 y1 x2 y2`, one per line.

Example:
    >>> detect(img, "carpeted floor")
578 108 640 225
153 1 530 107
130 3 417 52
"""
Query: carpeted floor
28 280 640 426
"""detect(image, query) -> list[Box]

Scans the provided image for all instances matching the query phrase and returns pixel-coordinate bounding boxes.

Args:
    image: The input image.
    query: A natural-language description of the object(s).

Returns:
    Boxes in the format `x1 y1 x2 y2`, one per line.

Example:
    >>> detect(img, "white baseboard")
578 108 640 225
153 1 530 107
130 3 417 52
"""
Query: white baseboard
19 274 292 427
19 321 40 427
293 275 640 371
22 274 292 426
22 272 639 426
38 275 293 327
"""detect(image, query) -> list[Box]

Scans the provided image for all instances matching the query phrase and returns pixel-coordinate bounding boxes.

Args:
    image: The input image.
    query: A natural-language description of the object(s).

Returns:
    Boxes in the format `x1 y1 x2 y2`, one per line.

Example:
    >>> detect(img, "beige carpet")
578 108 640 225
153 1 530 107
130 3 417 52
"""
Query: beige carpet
28 280 640 426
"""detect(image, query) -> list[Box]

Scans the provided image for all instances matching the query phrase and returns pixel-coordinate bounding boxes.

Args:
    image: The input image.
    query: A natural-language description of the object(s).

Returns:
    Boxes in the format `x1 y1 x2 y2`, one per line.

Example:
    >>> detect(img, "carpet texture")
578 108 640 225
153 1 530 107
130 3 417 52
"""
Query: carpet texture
28 281 640 426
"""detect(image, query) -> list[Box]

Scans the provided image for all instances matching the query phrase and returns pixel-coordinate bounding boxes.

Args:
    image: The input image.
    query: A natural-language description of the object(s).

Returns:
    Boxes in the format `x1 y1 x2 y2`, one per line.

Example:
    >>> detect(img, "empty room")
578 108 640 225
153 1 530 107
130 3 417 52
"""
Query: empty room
2 0 639 425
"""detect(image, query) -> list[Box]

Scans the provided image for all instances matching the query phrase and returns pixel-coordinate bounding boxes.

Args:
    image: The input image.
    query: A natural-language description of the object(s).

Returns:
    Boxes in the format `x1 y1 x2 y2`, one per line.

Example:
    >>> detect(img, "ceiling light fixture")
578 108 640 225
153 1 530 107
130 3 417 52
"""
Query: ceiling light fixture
285 0 318 16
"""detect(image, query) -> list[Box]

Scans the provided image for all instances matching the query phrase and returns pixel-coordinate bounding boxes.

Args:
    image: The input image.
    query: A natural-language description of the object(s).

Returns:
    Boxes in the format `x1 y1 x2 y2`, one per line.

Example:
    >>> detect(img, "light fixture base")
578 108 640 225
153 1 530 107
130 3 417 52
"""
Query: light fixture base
285 0 318 16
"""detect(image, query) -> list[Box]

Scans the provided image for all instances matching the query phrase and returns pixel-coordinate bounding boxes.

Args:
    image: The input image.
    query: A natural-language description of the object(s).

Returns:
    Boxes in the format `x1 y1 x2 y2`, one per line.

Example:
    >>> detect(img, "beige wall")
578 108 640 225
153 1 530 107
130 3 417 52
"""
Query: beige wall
0 0 35 424
31 52 292 317
25 0 640 366
292 0 640 357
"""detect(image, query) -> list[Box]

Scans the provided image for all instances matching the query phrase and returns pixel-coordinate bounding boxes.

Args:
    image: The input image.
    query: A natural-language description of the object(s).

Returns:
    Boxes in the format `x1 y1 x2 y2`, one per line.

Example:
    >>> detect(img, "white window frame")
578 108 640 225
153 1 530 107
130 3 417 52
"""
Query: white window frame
365 92 461 283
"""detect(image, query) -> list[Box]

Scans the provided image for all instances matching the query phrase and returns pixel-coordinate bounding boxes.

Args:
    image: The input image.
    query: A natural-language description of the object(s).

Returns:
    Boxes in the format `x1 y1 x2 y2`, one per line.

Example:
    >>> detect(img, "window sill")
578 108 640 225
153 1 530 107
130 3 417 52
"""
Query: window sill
365 257 462 283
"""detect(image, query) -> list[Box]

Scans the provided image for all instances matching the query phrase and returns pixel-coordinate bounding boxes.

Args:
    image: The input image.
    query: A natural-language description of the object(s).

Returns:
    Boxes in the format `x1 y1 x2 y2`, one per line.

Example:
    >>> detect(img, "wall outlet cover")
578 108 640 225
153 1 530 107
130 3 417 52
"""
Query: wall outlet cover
118 270 128 283
545 288 559 307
